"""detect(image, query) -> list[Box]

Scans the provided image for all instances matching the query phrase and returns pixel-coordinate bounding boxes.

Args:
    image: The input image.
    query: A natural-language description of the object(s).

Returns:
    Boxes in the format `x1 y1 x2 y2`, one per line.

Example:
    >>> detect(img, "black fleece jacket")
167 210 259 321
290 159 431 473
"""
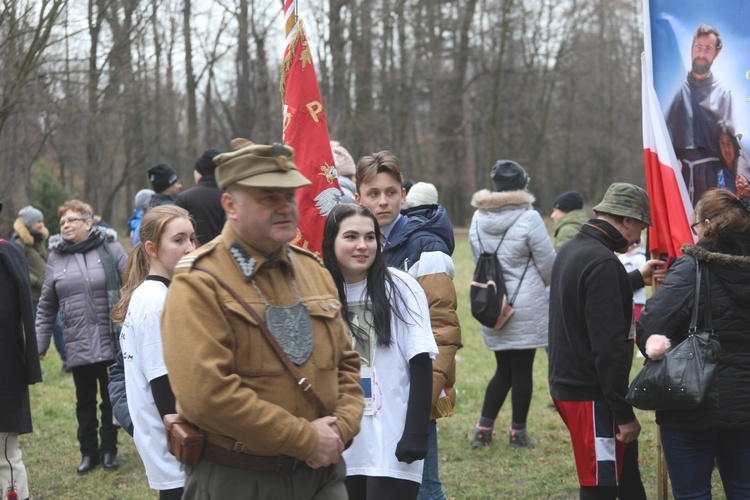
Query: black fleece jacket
548 219 638 425
175 175 225 246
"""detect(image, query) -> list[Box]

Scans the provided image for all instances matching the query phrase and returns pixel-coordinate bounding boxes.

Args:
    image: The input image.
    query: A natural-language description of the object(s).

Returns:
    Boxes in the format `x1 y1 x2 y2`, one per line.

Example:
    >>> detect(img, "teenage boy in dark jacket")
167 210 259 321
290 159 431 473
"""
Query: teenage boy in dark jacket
355 151 460 500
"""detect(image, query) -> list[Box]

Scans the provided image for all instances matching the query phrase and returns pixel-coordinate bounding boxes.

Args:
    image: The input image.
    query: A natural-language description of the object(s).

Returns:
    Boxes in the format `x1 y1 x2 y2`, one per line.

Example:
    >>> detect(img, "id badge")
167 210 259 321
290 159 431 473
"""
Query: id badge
361 366 375 416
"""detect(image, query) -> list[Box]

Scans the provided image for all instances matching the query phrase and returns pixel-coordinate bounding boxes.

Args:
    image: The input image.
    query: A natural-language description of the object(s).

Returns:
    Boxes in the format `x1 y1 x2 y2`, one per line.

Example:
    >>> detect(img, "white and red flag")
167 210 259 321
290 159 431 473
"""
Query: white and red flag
280 0 341 256
641 54 695 259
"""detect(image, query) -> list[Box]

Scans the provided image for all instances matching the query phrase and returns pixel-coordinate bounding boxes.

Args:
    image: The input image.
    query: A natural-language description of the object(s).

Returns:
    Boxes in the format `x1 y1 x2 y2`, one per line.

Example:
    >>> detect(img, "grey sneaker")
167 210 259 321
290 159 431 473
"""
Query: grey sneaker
509 428 536 449
471 426 493 449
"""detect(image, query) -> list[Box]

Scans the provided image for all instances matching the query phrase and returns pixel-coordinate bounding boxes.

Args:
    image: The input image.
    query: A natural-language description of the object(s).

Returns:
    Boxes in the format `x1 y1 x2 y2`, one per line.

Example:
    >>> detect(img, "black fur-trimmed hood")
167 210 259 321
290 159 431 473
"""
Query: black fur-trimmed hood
682 231 750 306
682 230 750 268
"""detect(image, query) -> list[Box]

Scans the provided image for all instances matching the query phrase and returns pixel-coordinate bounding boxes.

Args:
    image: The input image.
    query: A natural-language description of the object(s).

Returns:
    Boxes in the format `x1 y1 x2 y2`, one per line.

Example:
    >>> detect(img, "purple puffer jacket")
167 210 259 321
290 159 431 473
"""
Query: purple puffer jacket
35 229 127 368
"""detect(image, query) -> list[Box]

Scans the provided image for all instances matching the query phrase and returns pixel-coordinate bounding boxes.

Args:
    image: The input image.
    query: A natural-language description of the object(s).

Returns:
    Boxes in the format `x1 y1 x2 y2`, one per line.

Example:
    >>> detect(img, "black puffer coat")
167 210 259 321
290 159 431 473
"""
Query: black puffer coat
636 231 750 430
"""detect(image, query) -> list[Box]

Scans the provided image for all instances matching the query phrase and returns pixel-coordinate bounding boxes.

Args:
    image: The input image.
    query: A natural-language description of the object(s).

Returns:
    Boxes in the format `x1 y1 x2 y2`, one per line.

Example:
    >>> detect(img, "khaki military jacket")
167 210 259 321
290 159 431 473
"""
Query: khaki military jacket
161 224 364 461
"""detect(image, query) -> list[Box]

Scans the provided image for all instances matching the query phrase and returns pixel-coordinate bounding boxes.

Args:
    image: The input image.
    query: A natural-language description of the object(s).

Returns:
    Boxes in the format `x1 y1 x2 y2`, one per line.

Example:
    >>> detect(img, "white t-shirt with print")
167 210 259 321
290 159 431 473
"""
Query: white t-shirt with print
120 279 184 490
342 268 438 483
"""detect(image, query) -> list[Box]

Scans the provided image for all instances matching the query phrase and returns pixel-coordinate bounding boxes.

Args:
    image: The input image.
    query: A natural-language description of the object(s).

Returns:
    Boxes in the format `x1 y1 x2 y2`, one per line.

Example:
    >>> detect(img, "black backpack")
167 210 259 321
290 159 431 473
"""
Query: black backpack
470 228 531 329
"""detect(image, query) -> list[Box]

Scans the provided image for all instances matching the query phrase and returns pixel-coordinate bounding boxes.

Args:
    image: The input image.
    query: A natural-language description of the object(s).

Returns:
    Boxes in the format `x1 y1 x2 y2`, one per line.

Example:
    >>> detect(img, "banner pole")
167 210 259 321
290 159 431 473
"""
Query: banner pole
650 251 669 500
643 0 669 496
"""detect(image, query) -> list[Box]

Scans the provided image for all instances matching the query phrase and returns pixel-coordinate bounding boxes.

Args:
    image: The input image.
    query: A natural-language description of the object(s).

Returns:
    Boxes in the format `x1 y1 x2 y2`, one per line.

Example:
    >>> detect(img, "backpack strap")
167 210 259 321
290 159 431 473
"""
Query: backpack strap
474 210 525 254
508 255 532 306
476 229 507 255
474 219 503 254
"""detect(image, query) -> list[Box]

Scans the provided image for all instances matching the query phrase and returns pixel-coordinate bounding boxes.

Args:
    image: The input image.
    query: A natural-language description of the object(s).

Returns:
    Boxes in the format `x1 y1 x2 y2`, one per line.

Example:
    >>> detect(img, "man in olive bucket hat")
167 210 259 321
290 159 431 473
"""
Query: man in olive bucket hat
548 183 664 500
161 144 364 499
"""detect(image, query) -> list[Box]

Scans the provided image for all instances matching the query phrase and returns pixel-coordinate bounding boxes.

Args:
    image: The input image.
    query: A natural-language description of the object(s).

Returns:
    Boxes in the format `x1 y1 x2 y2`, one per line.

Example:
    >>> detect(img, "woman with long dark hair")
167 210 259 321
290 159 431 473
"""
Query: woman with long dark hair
637 188 750 499
322 203 437 500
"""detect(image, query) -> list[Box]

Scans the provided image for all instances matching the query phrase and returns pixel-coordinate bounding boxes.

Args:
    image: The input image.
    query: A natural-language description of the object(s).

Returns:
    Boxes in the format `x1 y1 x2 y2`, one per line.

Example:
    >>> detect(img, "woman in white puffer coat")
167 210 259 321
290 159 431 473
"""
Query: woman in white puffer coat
468 160 555 450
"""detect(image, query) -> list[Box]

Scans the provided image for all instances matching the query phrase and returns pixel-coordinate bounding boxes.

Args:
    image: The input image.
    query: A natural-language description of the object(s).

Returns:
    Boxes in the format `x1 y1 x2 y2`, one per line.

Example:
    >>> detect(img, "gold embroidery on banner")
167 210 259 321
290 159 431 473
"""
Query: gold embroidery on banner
306 101 323 123
290 229 321 258
320 162 336 183
291 228 302 246
300 41 312 68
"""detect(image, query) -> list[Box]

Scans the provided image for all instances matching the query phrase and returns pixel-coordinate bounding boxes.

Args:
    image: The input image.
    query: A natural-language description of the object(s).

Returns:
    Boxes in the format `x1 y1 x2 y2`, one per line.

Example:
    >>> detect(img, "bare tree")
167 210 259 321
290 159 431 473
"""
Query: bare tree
0 0 648 229
0 0 67 133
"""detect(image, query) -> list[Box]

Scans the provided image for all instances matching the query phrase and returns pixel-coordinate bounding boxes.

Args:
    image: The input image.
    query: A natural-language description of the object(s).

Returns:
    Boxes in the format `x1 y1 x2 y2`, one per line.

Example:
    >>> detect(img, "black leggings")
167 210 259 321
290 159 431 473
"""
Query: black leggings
159 488 184 500
345 475 420 500
480 349 536 424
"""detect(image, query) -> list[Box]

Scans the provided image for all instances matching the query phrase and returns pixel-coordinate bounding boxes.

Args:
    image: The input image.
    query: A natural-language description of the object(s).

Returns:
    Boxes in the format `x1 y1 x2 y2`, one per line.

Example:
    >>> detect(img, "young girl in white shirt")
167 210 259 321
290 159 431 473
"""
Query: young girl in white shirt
110 205 196 500
322 203 438 500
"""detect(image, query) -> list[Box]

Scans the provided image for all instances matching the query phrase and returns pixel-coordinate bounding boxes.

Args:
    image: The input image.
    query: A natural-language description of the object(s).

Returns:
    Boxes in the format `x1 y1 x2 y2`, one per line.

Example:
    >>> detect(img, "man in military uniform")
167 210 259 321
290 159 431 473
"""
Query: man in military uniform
161 144 364 499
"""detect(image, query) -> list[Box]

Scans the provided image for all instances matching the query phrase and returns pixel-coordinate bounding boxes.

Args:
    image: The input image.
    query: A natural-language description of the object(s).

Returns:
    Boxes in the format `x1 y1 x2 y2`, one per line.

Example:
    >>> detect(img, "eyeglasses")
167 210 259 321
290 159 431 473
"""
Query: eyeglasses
59 217 86 227
690 221 701 236
692 44 715 54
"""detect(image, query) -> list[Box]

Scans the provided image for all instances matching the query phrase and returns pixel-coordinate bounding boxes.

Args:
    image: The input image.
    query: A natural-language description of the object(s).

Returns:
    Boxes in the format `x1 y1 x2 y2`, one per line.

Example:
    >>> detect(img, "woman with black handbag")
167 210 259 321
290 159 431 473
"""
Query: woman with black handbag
636 188 750 499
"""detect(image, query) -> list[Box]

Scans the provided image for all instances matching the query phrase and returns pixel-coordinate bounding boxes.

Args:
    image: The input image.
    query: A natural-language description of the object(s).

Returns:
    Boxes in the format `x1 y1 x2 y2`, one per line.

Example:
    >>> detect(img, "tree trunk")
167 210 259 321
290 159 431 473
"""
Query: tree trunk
184 0 197 156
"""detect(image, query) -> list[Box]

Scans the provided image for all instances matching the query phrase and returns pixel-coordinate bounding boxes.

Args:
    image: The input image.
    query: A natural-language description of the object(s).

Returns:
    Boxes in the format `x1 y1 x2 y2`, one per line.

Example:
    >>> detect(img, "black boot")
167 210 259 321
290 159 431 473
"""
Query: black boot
77 454 100 475
102 452 119 470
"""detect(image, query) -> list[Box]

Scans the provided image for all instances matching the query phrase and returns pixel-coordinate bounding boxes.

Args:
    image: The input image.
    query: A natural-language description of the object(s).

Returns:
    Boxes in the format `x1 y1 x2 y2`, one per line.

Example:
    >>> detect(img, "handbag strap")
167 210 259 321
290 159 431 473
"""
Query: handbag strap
689 261 713 334
193 264 331 418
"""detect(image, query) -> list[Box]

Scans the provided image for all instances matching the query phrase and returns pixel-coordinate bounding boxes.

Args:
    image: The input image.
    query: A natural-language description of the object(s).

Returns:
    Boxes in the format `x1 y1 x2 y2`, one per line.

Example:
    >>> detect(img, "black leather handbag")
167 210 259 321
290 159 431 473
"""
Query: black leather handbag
626 262 721 411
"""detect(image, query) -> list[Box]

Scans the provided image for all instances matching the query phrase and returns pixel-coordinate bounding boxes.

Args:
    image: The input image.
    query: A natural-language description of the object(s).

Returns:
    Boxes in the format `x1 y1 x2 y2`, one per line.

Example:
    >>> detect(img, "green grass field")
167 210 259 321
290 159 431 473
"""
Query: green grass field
24 235 724 499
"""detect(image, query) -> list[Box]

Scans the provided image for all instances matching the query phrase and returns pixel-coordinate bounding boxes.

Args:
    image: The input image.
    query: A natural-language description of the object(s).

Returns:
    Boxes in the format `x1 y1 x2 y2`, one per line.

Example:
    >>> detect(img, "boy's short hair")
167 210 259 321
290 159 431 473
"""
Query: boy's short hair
355 150 404 192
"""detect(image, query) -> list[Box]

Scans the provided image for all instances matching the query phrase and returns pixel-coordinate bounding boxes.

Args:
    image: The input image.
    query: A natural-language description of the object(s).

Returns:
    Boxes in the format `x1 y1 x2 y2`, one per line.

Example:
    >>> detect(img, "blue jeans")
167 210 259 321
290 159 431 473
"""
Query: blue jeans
660 425 750 500
33 301 66 361
418 420 446 500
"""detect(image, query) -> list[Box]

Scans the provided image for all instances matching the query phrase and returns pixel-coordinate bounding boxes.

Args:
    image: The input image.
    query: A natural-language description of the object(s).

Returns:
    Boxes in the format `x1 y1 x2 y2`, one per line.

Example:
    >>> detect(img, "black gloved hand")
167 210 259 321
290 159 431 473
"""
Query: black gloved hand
395 430 429 463
395 352 432 464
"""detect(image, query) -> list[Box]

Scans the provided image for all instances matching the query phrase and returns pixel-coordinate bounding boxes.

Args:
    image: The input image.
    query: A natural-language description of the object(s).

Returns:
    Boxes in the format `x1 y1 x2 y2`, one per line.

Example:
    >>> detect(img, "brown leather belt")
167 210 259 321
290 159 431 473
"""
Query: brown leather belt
202 442 305 473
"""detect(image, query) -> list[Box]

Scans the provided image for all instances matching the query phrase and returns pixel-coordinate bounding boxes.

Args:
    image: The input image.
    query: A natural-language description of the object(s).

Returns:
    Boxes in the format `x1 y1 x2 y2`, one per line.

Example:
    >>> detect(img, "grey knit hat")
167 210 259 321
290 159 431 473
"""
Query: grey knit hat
19 205 43 227
134 189 155 210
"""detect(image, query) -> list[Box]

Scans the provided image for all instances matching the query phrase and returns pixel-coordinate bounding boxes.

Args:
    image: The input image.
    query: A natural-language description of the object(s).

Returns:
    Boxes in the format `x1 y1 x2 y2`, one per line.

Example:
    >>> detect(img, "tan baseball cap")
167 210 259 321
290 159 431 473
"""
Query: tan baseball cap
214 143 312 190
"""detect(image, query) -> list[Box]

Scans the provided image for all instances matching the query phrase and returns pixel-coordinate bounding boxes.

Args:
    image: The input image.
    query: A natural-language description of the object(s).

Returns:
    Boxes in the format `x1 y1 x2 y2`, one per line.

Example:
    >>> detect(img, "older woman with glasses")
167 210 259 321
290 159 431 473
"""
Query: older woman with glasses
35 199 127 475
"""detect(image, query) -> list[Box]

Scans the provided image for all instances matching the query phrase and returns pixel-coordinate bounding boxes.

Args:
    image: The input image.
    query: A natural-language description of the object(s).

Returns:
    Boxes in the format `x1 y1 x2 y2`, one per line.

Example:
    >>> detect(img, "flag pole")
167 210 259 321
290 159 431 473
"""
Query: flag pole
284 0 297 39
643 0 669 497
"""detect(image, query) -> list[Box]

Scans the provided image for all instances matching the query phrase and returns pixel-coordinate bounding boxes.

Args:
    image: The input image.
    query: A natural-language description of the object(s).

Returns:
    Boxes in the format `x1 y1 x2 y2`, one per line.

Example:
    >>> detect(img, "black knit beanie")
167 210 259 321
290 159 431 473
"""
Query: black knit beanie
194 148 221 177
148 163 179 193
